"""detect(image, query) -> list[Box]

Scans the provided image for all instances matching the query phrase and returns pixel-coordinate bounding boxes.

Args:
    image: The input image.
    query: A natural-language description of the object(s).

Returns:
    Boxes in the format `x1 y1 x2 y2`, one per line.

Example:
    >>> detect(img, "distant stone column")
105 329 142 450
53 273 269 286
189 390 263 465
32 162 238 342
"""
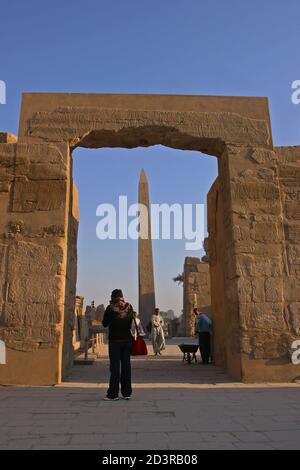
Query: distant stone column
138 169 156 328
183 257 211 336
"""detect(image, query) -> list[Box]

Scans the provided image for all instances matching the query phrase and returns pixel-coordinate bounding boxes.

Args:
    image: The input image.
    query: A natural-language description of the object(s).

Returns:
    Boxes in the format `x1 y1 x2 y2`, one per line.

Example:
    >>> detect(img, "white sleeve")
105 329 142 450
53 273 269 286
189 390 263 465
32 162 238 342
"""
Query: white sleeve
138 320 146 336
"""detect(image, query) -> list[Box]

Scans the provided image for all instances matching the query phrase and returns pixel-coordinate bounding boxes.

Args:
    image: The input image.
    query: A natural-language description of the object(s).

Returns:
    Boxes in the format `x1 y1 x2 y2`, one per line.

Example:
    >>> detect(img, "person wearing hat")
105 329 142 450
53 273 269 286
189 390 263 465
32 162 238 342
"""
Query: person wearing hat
102 289 135 401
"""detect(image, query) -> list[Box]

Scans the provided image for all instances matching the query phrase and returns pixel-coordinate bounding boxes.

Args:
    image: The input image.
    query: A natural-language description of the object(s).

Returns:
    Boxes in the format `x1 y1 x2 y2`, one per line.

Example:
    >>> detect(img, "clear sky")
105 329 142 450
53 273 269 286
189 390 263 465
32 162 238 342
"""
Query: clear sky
1 1 299 314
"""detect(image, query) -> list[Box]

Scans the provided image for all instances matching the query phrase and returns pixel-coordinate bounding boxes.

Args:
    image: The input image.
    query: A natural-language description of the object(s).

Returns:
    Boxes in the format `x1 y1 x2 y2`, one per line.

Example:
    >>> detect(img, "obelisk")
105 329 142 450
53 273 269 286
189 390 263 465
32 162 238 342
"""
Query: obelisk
138 169 156 328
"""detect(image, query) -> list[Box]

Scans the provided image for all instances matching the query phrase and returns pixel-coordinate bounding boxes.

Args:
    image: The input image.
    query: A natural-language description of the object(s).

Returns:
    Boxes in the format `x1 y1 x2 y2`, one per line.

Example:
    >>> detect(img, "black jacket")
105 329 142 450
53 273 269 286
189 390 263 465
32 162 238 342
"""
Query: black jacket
102 304 134 341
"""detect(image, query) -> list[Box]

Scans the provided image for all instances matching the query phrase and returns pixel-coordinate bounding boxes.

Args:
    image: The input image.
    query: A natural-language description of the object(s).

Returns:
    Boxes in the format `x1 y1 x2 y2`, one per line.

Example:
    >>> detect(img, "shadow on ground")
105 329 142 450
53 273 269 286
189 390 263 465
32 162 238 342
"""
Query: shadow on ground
65 338 235 386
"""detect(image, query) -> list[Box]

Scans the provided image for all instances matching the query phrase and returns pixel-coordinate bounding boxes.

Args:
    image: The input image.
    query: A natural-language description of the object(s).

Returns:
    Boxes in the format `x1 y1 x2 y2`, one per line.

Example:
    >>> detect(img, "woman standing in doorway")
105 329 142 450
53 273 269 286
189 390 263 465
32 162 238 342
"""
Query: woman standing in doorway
151 308 166 356
102 289 134 401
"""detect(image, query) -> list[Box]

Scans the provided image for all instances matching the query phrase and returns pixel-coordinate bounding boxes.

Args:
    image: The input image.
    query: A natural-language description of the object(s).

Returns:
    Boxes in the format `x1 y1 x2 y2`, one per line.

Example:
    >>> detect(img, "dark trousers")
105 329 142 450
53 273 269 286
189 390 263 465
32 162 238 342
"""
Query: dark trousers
107 339 132 399
198 332 211 364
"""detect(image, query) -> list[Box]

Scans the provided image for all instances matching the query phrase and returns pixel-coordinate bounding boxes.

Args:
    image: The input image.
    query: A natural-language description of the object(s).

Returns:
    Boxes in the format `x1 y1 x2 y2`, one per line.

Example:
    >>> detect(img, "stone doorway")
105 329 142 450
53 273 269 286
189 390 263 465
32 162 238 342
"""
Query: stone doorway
0 93 299 385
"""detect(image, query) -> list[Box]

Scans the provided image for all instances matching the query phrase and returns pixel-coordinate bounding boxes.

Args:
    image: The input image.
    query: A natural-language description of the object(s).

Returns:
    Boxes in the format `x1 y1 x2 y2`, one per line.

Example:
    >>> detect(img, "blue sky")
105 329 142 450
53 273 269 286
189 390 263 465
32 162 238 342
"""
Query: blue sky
1 1 299 314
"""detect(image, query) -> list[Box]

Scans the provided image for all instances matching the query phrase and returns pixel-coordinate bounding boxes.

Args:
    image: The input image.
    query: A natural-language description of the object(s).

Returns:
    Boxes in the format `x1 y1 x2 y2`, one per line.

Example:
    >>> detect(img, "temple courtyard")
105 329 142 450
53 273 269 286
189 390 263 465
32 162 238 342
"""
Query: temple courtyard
0 339 300 450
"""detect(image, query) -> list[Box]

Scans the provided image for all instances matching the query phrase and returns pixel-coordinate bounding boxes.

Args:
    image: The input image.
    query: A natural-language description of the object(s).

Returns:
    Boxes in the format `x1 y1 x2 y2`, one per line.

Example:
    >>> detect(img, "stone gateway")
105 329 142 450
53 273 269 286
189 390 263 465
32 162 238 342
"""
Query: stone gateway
0 93 299 385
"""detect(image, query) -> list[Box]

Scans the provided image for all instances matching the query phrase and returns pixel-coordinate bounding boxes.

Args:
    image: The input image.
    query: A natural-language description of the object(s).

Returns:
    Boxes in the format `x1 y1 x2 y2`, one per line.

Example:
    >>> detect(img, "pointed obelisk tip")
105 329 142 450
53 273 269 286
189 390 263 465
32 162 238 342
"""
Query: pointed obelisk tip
139 168 148 183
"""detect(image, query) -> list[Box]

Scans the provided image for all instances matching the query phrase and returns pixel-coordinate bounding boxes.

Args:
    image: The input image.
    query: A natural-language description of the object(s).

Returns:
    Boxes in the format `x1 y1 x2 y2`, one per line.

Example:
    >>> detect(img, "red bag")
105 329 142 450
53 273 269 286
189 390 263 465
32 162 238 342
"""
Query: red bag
131 319 148 356
131 336 148 356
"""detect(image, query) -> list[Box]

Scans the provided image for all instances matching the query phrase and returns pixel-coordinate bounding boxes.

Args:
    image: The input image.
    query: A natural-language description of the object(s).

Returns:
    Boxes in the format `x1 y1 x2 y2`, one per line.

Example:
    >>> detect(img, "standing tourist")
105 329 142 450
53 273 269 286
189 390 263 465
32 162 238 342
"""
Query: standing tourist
195 311 212 365
102 289 134 401
151 308 166 356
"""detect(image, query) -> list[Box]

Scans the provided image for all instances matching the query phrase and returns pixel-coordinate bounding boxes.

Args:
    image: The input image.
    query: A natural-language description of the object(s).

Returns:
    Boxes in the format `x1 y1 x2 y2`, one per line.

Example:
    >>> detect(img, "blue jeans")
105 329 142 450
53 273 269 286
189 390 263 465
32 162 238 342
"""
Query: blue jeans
107 339 132 399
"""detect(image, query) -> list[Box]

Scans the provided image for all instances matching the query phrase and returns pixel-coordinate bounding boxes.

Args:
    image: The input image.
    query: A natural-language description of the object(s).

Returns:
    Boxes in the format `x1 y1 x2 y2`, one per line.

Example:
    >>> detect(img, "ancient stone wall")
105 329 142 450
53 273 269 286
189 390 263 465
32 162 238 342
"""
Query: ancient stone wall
229 145 299 382
208 144 300 382
0 137 71 385
207 177 228 370
183 257 211 336
62 174 79 376
277 146 300 346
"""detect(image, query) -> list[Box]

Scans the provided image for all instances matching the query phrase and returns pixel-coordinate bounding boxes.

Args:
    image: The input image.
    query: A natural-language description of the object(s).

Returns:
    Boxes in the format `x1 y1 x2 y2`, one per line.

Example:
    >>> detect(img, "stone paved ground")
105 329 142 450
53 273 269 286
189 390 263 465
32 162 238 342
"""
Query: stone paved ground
1 338 300 450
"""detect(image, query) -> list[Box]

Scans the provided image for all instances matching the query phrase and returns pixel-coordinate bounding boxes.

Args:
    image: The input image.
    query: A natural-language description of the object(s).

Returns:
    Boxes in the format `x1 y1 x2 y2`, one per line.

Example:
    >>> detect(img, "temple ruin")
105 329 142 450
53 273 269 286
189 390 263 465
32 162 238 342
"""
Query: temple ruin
0 93 299 385
183 257 211 336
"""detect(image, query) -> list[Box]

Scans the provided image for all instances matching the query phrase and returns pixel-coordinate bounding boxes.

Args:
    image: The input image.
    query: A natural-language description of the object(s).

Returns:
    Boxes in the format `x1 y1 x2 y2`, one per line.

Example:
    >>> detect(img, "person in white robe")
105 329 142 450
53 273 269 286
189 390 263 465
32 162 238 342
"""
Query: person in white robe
151 308 165 355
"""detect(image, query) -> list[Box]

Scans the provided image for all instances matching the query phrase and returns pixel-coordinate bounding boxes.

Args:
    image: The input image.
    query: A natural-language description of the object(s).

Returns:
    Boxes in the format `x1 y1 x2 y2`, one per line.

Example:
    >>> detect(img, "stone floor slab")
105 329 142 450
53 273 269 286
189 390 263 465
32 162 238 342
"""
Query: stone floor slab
1 339 300 450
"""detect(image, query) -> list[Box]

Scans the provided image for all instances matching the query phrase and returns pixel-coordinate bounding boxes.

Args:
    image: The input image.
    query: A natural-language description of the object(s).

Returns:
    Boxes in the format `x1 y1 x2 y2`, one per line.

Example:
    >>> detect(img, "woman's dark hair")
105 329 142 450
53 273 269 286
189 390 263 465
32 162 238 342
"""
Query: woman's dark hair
111 289 123 302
